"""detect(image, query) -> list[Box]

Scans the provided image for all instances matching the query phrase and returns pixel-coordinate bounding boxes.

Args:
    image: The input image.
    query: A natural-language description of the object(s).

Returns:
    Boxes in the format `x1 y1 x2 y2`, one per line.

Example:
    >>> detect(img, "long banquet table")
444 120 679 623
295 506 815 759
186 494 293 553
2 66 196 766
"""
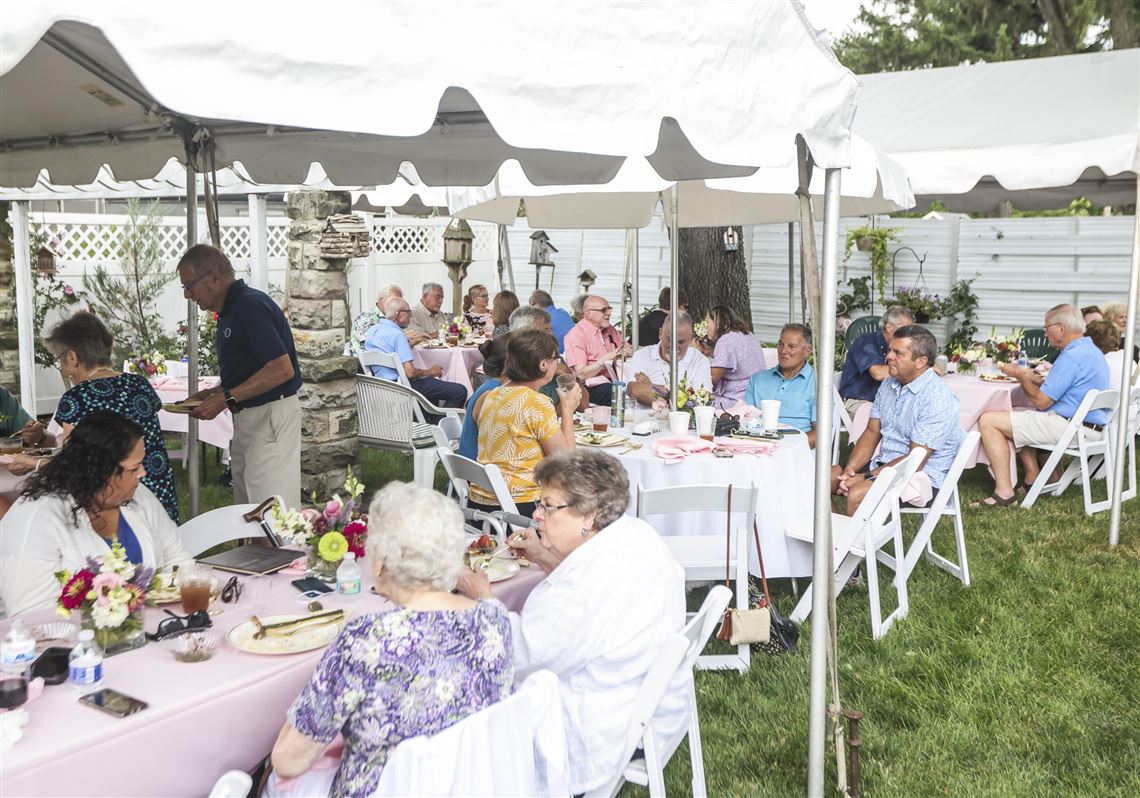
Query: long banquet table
595 420 815 578
0 564 543 797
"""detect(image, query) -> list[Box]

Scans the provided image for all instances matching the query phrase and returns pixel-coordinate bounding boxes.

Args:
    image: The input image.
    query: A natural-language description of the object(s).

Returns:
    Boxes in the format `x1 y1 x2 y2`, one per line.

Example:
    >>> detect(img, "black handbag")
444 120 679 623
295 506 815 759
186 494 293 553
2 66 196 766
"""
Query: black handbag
714 412 741 437
748 519 800 656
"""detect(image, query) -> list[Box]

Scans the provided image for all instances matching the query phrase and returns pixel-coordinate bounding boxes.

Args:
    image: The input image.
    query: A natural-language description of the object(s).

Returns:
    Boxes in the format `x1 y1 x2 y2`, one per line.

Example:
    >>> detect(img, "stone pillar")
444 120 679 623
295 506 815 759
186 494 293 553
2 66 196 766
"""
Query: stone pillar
286 191 360 499
0 203 19 394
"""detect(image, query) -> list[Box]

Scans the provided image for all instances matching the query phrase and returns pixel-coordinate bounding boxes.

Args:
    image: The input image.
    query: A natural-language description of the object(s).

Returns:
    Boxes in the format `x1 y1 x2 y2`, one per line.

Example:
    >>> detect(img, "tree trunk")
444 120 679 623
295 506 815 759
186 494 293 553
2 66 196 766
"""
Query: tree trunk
678 226 751 327
1109 0 1140 48
1035 0 1079 54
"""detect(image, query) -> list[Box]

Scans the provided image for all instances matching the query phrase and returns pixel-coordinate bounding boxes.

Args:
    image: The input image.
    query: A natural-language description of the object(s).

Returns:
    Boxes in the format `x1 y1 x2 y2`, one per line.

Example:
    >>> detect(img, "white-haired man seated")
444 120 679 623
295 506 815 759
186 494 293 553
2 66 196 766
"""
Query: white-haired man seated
974 303 1109 507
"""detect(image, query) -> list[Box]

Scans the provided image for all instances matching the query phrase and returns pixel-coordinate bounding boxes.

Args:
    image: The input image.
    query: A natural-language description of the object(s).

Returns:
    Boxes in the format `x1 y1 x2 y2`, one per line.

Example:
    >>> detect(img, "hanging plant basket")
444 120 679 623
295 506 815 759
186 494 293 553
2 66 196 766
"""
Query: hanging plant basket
855 235 876 253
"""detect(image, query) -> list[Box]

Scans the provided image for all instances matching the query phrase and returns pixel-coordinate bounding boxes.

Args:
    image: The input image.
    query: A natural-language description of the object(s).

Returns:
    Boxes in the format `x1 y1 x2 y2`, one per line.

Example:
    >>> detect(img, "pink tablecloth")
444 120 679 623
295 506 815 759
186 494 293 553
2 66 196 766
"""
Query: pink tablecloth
413 345 484 395
151 376 233 451
0 565 541 797
849 373 1031 482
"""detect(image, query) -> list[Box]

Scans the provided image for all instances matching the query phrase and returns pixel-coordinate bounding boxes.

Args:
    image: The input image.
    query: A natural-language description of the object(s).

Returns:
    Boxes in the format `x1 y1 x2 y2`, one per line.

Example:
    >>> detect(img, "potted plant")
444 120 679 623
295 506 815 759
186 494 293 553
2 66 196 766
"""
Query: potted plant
844 225 900 302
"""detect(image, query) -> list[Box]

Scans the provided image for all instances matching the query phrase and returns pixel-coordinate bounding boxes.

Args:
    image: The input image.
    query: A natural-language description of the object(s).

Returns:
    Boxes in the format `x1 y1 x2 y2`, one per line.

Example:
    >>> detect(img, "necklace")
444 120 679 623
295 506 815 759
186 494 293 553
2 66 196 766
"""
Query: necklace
84 366 117 381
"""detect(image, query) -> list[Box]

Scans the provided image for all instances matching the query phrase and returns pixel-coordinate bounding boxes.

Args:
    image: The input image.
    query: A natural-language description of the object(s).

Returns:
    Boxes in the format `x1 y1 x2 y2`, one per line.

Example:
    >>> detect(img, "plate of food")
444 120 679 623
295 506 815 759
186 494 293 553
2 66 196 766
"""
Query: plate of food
226 611 347 655
575 431 629 447
978 373 1017 383
147 574 221 605
162 399 203 414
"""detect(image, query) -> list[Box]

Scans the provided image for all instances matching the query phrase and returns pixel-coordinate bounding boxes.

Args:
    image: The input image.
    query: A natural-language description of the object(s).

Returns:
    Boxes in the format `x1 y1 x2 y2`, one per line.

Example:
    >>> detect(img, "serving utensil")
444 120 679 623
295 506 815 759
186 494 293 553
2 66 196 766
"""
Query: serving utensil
250 610 344 639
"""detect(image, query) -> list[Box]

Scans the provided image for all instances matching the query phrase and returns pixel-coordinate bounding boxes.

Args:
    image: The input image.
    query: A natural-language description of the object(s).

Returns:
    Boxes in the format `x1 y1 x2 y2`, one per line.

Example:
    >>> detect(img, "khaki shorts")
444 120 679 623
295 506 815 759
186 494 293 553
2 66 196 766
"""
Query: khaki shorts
1010 410 1099 449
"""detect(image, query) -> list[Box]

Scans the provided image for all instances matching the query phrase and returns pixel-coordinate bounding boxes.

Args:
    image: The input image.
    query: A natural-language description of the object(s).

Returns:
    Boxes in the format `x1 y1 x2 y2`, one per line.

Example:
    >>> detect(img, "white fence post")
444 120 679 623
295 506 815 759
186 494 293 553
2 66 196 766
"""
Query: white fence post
248 194 268 292
11 201 36 413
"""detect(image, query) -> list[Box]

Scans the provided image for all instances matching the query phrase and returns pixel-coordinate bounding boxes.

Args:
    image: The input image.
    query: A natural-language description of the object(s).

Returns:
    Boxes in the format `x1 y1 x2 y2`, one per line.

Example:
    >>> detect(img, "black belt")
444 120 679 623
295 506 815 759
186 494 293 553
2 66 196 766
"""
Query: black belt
1082 421 1104 432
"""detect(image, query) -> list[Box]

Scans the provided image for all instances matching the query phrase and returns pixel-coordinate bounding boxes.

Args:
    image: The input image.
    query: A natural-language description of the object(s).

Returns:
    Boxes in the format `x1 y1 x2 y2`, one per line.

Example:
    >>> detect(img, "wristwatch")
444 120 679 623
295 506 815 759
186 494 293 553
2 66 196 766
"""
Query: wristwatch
223 389 239 411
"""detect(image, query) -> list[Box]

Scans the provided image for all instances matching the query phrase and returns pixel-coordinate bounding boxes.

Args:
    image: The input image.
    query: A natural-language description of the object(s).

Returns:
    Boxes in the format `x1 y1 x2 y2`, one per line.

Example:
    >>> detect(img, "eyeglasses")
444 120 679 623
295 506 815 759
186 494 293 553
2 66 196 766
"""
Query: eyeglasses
180 272 210 293
147 609 212 641
586 307 612 315
394 309 411 316
221 575 243 604
1044 322 1063 330
533 500 571 516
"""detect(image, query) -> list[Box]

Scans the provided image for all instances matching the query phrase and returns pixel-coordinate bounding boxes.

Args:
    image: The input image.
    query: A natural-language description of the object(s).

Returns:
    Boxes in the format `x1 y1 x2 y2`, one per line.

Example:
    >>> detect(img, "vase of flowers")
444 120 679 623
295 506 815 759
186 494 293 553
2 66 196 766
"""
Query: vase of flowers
449 315 472 345
56 541 157 656
126 351 168 380
272 469 368 583
675 374 714 427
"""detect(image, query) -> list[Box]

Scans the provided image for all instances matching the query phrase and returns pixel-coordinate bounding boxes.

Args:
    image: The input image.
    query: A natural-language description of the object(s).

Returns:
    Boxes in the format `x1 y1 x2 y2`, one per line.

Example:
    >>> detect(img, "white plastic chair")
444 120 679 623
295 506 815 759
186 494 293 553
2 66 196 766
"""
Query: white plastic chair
438 414 463 444
583 634 690 798
1021 389 1121 516
177 496 282 558
207 770 252 798
597 585 732 798
358 350 424 420
899 431 980 588
436 449 520 541
832 384 855 465
787 447 925 640
636 483 758 672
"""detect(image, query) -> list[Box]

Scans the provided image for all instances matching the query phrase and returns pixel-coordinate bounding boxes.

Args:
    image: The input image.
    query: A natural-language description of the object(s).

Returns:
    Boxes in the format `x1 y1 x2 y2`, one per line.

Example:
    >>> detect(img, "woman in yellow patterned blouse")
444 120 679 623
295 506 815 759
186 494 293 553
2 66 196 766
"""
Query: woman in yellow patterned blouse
471 329 581 516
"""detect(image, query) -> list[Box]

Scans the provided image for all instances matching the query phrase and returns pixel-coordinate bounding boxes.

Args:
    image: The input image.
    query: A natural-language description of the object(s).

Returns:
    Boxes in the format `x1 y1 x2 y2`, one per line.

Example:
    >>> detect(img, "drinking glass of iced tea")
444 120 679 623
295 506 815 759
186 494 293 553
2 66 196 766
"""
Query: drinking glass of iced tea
178 563 214 614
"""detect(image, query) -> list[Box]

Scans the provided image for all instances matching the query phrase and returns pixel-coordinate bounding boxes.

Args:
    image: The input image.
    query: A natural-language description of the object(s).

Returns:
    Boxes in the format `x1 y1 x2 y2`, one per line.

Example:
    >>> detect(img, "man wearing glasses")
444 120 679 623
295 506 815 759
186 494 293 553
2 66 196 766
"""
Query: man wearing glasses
363 297 467 411
564 294 631 406
177 244 302 506
975 303 1109 507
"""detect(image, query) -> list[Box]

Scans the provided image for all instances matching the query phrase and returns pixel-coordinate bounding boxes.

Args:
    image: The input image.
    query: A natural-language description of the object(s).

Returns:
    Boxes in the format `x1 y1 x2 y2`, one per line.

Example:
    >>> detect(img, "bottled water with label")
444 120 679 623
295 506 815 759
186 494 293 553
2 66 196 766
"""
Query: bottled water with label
1017 351 1029 368
1 620 36 677
69 629 104 694
337 552 362 598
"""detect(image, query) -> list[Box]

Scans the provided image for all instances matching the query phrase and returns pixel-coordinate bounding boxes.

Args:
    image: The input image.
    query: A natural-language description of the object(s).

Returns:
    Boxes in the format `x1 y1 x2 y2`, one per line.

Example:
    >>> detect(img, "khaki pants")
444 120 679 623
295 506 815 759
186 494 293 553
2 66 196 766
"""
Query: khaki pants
230 394 301 506
843 397 870 418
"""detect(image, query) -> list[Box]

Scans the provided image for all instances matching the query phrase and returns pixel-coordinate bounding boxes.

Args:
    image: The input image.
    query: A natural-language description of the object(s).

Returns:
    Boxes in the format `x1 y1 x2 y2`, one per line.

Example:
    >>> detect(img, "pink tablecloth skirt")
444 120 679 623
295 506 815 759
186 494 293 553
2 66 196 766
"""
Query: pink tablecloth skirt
413 345 484 395
151 376 233 451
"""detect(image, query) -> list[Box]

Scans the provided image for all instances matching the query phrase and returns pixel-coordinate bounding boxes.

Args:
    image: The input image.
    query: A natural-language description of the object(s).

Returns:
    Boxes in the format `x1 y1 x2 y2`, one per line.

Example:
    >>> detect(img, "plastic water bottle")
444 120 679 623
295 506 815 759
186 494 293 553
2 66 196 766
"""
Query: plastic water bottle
610 382 626 428
1 620 36 678
1017 350 1029 368
69 630 104 694
336 552 362 598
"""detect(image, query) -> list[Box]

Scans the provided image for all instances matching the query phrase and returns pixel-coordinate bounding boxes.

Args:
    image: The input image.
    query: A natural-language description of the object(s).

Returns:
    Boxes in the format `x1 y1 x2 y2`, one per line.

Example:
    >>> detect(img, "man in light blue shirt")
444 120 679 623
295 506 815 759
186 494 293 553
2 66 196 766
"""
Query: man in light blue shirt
833 325 964 515
976 303 1109 507
529 289 574 353
363 297 466 409
744 323 817 447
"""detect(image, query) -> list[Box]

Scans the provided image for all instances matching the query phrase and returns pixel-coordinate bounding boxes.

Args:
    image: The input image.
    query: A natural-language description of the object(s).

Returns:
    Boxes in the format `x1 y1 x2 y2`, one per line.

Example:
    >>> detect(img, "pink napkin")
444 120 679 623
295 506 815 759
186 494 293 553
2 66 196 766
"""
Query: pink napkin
712 438 779 457
723 401 761 420
652 435 715 464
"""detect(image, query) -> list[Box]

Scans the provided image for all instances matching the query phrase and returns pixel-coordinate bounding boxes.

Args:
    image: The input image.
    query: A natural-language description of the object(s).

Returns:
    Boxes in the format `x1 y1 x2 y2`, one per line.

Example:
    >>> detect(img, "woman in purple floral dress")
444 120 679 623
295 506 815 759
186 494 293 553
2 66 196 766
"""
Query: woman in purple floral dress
270 483 513 798
703 304 766 409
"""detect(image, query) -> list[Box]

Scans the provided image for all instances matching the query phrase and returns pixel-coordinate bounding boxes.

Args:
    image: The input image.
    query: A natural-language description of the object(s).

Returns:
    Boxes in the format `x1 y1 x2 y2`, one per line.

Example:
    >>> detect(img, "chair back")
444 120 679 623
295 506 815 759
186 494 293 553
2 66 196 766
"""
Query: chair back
832 465 902 556
844 315 880 350
358 350 412 388
356 374 417 449
439 414 463 442
682 585 732 671
636 483 758 523
832 384 855 464
438 450 520 515
1019 328 1055 360
178 499 281 558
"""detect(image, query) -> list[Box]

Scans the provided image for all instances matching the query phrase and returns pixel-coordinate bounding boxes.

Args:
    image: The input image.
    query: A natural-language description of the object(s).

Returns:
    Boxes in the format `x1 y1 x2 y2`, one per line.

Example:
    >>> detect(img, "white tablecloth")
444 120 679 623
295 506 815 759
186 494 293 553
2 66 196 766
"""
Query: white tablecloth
413 345 485 395
597 424 814 578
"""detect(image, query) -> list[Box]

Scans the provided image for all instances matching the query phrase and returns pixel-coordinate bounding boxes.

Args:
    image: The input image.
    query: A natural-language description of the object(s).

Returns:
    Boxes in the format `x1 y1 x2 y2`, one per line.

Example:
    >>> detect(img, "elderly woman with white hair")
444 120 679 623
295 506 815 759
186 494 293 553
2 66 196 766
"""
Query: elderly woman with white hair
458 449 688 795
270 483 513 798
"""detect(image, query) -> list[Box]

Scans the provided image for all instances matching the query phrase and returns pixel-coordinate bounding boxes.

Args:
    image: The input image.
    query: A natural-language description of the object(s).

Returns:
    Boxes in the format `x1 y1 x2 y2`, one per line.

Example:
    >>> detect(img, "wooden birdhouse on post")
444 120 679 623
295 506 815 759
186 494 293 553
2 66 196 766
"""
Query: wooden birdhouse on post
319 214 371 259
36 244 58 277
442 219 475 316
529 230 558 290
577 269 597 293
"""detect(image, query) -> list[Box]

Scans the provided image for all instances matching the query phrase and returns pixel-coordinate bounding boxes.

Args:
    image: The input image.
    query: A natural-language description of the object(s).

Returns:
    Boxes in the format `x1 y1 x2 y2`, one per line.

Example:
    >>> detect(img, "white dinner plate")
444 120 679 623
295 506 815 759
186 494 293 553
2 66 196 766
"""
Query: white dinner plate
484 558 520 583
575 431 629 447
226 613 346 655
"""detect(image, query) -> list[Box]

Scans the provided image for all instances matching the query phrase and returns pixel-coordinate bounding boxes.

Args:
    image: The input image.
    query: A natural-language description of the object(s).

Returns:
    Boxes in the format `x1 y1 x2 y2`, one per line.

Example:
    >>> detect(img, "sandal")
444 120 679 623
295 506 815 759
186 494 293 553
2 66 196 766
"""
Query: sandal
970 492 1018 509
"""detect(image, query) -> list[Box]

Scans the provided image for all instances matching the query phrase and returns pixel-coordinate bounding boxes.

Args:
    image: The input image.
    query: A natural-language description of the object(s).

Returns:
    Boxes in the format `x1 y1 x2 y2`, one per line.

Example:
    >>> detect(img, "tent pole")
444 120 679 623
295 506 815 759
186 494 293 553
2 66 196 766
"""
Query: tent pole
631 228 640 350
185 159 200 519
498 224 515 294
1108 173 1139 546
807 168 842 798
11 202 36 414
248 194 269 292
788 221 795 322
668 186 679 400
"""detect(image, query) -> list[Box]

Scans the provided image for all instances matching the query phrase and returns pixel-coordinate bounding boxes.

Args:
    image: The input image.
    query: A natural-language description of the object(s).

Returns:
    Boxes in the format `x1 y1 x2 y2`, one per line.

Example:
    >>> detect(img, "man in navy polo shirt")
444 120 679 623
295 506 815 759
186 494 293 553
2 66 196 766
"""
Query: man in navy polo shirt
838 306 915 416
179 244 302 505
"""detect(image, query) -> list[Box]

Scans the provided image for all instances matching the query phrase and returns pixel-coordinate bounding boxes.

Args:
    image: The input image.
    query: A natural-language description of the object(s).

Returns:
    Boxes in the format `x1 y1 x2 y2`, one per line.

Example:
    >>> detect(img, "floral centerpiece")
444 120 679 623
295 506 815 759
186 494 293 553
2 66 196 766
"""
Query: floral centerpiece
950 328 1024 373
449 315 473 341
693 319 709 344
669 374 714 428
55 541 158 655
271 468 368 581
126 351 168 379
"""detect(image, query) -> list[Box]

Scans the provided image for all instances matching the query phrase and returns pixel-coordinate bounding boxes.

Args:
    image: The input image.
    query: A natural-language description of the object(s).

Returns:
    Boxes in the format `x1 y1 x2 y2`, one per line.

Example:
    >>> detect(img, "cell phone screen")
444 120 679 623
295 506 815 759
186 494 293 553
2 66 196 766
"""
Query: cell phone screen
79 688 149 717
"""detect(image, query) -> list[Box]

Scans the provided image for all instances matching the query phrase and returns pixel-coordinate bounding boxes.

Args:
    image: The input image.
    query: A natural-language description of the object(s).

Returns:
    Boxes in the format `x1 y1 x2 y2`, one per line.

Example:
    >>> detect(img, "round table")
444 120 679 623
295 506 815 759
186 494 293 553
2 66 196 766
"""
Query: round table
150 376 233 451
413 344 485 395
592 423 815 578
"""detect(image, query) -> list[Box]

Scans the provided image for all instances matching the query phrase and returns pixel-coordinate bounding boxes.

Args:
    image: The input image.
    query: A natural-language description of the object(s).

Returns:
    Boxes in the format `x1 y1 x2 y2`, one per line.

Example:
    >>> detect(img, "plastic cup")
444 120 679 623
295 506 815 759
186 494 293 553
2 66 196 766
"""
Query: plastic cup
178 563 214 614
694 406 716 440
760 400 781 431
668 411 691 436
556 374 577 395
591 405 611 431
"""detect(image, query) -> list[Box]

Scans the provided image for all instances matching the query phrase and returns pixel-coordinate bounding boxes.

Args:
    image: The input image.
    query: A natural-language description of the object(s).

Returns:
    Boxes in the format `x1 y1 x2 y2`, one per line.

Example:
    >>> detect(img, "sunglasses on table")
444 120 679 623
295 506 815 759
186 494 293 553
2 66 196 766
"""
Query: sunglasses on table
221 575 243 604
147 609 212 641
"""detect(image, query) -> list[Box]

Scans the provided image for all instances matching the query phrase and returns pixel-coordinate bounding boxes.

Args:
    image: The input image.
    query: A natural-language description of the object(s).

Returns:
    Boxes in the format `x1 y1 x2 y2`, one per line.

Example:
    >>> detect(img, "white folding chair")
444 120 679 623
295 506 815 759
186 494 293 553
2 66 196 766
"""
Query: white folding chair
1021 389 1121 516
600 585 731 798
177 496 282 558
583 635 690 798
787 447 925 640
438 414 463 444
832 384 855 466
207 770 252 798
899 431 980 588
1112 386 1140 504
636 483 758 672
436 449 520 541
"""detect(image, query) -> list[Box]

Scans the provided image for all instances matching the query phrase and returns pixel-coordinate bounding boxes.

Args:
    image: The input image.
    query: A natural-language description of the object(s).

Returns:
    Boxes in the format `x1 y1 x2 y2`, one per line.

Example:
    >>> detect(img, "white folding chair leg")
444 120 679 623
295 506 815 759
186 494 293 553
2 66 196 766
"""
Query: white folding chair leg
412 448 438 488
919 491 971 587
1021 444 1073 508
687 681 708 798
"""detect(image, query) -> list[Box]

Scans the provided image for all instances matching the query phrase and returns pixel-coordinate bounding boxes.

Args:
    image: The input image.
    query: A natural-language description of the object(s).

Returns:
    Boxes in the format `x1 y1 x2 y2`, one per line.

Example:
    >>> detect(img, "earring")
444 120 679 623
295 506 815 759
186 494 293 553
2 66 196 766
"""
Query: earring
580 527 589 537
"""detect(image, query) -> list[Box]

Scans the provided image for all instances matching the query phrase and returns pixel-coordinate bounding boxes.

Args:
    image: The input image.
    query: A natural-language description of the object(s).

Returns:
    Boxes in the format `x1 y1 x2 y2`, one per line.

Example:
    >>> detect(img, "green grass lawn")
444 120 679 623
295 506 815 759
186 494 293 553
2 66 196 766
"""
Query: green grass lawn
175 445 1140 797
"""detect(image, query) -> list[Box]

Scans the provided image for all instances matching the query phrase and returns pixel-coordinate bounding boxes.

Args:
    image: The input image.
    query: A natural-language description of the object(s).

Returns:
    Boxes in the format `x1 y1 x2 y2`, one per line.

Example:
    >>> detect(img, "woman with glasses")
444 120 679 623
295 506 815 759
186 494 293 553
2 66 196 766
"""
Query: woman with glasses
462 284 495 337
702 304 766 409
490 290 520 339
7 311 180 521
269 483 513 798
458 449 688 796
0 411 191 616
470 330 580 517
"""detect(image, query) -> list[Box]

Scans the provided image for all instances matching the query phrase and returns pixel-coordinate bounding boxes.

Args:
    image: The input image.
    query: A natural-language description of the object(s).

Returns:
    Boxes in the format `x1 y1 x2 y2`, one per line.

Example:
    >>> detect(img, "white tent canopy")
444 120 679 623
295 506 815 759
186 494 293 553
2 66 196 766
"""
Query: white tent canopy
1 1 860 188
447 135 913 228
854 48 1140 212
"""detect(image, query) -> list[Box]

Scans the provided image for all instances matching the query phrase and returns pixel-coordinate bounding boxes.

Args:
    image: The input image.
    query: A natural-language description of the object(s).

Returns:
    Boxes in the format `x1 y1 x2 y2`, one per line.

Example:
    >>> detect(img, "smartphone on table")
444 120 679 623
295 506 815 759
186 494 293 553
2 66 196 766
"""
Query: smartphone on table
32 646 72 686
78 688 149 718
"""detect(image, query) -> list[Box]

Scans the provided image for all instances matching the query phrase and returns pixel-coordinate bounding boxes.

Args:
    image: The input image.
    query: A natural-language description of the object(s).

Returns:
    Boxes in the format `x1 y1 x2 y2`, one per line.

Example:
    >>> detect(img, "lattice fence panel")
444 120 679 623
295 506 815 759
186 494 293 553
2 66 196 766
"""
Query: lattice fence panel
218 226 251 258
372 225 437 255
156 225 187 260
45 222 123 262
267 226 289 258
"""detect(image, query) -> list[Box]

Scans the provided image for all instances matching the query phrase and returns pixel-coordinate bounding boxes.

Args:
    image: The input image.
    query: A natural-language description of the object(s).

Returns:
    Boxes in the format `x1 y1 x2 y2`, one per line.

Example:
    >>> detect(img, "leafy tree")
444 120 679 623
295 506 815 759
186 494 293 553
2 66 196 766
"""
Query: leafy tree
83 198 177 364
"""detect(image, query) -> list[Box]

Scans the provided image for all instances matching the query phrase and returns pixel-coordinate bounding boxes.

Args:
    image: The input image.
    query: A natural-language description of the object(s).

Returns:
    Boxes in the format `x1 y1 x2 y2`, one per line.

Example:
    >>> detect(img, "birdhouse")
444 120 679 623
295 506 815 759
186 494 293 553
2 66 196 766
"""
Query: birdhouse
320 214 371 259
529 230 558 267
722 228 740 252
577 269 597 292
442 219 476 316
36 245 58 276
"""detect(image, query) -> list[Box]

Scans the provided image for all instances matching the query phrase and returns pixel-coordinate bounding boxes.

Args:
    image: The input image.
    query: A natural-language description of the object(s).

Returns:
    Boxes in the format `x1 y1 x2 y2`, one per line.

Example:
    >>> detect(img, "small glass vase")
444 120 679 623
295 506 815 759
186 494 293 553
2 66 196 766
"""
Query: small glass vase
78 607 147 657
306 550 339 583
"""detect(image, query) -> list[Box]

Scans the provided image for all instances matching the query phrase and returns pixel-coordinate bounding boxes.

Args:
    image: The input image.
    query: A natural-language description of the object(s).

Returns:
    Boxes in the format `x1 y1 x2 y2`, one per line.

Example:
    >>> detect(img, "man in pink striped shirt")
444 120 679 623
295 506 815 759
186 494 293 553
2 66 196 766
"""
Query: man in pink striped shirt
564 294 631 406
